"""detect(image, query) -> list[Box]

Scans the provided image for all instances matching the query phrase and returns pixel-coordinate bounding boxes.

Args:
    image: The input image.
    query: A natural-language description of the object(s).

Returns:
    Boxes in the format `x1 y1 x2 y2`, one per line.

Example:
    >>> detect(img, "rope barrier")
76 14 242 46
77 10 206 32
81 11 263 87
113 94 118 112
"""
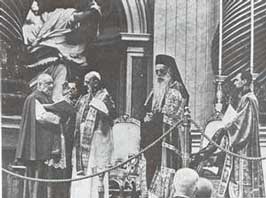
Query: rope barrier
3 116 266 183
190 118 266 161
2 120 183 183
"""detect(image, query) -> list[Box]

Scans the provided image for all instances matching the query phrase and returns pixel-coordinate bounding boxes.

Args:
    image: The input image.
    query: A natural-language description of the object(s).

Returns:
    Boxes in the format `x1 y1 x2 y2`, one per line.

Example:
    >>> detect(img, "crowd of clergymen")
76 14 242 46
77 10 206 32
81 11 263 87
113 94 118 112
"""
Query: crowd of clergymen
15 60 214 198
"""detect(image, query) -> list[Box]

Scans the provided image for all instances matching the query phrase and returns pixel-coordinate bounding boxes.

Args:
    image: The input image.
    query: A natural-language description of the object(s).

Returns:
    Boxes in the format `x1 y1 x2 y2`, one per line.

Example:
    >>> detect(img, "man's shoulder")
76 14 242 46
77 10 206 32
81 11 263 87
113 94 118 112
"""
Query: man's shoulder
169 81 182 90
242 92 258 103
167 81 182 96
81 93 91 98
78 93 91 103
238 92 259 111
95 88 111 100
25 91 37 101
246 92 257 99
22 91 39 110
98 88 109 95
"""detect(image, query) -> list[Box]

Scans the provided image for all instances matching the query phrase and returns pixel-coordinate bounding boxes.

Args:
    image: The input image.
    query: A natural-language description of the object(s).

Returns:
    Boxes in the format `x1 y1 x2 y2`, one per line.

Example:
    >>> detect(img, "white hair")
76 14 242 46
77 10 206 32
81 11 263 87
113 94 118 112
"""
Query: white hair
37 73 53 84
196 177 213 198
85 71 101 81
173 168 199 197
36 73 53 95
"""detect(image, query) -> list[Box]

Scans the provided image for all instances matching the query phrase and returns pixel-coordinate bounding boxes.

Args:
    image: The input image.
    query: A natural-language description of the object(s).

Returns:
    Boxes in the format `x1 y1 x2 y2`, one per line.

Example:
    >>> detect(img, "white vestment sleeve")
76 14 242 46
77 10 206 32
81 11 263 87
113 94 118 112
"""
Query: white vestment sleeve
35 99 60 124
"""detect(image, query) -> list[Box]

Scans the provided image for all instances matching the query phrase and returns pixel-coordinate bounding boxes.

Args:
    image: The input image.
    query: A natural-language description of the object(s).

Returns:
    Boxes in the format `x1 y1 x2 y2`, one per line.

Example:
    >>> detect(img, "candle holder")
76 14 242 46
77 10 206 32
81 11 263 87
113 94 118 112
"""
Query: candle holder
215 75 227 113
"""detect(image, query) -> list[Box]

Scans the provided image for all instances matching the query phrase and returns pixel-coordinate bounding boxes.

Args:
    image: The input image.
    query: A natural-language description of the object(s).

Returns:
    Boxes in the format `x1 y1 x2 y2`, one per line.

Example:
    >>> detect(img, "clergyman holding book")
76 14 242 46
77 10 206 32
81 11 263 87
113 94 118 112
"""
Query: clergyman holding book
15 74 74 198
192 70 265 198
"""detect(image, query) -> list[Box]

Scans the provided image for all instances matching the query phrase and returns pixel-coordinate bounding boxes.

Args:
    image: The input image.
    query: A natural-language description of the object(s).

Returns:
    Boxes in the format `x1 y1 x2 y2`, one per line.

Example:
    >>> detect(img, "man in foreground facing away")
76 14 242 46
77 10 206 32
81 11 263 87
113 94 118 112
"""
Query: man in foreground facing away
172 168 199 198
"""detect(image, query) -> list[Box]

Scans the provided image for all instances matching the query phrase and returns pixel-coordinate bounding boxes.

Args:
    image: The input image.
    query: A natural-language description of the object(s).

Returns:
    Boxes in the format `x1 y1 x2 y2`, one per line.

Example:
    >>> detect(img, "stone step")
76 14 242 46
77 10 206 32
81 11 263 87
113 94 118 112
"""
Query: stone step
260 126 266 131
2 115 21 126
260 112 266 125
259 126 266 147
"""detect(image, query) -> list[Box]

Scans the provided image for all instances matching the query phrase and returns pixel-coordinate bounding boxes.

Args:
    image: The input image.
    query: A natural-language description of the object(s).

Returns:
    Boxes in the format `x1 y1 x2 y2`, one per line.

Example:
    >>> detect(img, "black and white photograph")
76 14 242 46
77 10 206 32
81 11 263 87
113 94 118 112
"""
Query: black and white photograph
1 0 266 197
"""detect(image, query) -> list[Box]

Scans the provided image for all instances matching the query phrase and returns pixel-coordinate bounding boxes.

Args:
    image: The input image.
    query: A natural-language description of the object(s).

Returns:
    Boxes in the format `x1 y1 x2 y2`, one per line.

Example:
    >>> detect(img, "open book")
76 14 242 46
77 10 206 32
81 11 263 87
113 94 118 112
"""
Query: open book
44 100 76 116
89 98 109 115
221 104 238 126
201 104 237 148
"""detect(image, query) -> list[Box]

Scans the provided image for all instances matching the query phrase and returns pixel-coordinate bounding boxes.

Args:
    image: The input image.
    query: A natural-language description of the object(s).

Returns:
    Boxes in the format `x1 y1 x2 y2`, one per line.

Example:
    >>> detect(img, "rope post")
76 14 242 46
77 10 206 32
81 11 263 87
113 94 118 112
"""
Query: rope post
98 173 105 198
181 107 191 168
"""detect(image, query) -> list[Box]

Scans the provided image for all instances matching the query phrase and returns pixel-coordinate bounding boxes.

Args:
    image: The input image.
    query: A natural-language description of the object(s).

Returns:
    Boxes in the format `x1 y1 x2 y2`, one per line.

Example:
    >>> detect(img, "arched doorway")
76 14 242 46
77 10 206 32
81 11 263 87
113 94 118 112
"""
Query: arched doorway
1 1 154 197
89 0 153 119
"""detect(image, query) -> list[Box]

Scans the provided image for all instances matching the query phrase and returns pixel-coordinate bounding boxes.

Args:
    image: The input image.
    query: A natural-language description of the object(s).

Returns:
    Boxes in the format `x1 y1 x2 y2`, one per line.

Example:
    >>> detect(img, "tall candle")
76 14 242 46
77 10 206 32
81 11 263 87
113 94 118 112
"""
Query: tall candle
250 0 254 75
219 0 223 76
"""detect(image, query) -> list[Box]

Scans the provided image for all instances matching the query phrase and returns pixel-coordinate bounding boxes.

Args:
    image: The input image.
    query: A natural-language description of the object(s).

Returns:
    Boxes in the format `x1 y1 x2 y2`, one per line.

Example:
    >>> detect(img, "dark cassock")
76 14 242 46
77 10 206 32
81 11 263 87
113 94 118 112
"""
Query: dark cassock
15 90 61 198
59 82 81 183
217 89 265 198
141 55 189 197
43 100 76 198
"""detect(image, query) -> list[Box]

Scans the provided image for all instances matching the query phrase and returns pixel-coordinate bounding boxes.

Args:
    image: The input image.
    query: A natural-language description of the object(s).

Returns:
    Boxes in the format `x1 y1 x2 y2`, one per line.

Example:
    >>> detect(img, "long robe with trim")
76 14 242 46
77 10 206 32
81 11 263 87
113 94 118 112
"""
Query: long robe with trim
15 90 60 198
16 90 60 161
141 81 186 197
217 91 265 198
71 88 115 198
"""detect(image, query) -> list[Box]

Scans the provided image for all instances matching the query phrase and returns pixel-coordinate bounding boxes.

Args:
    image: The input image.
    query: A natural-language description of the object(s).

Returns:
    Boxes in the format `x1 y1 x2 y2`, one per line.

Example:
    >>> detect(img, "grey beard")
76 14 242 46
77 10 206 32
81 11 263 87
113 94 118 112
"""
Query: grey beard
152 78 170 112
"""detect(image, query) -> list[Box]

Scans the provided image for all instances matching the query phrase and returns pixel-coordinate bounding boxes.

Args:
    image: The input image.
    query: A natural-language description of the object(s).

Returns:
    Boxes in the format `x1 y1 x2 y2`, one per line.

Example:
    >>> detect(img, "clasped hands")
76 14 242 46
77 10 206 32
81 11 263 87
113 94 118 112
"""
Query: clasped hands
144 112 153 122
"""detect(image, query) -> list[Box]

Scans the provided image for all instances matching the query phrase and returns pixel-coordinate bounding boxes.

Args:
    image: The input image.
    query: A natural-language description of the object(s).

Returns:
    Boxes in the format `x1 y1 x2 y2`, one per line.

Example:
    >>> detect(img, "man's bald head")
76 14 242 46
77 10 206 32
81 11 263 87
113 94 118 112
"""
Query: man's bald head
84 71 101 81
195 177 213 198
37 73 53 83
84 71 101 93
173 168 199 198
37 74 54 96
